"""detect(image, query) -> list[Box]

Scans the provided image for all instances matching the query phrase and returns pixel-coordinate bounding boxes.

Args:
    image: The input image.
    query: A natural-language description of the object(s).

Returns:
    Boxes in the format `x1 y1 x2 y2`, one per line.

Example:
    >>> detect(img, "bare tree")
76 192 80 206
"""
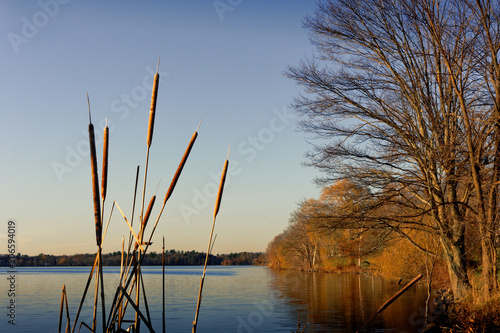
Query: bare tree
287 0 500 299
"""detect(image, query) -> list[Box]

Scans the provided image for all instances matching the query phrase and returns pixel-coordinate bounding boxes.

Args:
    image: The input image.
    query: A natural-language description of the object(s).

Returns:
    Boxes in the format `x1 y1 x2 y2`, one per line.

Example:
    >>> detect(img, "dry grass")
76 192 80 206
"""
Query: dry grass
447 296 500 332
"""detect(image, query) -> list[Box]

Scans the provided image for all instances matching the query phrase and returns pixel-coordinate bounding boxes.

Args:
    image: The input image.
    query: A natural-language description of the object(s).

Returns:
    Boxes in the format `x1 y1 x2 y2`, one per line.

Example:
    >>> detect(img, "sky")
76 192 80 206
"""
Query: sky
0 0 323 256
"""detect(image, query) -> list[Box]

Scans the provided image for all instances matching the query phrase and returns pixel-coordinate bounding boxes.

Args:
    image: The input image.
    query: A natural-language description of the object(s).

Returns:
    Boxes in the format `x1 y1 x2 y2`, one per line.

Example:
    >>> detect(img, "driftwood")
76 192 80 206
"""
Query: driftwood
356 274 423 332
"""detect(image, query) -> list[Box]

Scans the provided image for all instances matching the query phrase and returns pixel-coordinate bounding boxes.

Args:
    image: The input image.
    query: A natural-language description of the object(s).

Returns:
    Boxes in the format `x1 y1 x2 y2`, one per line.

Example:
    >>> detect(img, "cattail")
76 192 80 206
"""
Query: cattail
101 121 109 202
162 236 166 333
136 196 155 251
193 149 230 333
147 58 160 147
164 122 201 204
213 148 230 219
59 284 68 333
88 94 102 247
142 195 156 229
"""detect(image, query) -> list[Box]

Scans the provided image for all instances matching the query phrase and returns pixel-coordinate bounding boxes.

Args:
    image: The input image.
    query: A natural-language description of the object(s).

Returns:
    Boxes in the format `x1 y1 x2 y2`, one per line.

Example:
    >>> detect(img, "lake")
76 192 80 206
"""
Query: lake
1 266 430 332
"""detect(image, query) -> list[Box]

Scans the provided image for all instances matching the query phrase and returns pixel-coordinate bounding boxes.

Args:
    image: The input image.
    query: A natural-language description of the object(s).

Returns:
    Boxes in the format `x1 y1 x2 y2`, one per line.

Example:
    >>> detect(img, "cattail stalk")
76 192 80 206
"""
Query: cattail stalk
165 121 200 204
92 261 99 331
214 149 229 219
139 58 160 252
147 59 160 148
124 166 140 281
162 236 166 333
143 123 200 254
99 121 109 333
101 122 109 202
116 201 145 253
70 202 113 333
58 285 64 333
87 94 105 332
142 195 156 232
193 150 230 333
136 195 156 251
87 94 102 247
99 247 106 333
58 285 70 333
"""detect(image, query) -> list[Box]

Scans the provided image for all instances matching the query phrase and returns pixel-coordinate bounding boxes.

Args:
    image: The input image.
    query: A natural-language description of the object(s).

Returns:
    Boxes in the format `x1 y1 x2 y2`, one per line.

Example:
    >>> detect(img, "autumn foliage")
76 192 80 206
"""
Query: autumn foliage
266 180 450 285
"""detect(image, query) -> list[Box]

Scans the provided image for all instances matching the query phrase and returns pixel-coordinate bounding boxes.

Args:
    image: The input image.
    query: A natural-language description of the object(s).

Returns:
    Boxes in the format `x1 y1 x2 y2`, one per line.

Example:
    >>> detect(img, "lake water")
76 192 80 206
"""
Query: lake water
1 266 430 332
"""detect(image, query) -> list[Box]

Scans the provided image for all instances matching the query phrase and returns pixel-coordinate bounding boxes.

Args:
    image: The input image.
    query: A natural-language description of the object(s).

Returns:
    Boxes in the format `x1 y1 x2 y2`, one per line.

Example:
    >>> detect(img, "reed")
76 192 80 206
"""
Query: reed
142 123 201 253
162 236 166 333
214 147 229 219
92 261 100 331
193 149 230 333
116 201 145 253
136 195 156 250
87 94 102 247
147 58 160 148
164 121 201 204
134 61 161 331
87 94 107 332
101 121 109 202
140 58 160 221
58 285 70 333
63 63 230 333
99 120 109 333
70 203 113 333
142 195 156 232
124 166 140 280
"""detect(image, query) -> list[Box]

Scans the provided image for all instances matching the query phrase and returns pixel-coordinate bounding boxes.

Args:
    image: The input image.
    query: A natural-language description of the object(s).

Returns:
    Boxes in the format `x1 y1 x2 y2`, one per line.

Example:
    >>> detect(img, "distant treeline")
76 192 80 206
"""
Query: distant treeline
0 250 265 267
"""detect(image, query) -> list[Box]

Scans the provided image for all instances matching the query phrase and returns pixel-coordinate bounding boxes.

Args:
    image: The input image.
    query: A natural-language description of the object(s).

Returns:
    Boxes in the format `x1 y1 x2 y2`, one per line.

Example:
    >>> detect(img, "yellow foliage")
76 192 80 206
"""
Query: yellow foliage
371 237 429 281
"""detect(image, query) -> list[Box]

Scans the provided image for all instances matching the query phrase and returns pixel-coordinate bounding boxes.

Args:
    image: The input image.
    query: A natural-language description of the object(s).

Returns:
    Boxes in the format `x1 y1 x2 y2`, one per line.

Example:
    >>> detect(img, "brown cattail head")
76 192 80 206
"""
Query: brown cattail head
142 195 156 228
213 156 229 219
101 123 109 202
164 130 198 204
147 71 160 147
88 113 102 247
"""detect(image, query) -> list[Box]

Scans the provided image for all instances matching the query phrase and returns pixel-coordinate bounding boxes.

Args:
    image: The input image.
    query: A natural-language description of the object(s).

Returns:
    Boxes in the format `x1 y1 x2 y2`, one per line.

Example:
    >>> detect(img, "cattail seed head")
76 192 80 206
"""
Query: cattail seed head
101 125 109 202
164 131 198 204
89 122 102 246
147 72 159 147
142 195 156 228
213 159 229 219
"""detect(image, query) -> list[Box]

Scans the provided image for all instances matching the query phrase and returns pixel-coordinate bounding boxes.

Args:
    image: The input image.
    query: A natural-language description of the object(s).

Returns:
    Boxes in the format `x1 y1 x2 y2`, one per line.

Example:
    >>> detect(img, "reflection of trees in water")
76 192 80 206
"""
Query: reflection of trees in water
269 270 428 332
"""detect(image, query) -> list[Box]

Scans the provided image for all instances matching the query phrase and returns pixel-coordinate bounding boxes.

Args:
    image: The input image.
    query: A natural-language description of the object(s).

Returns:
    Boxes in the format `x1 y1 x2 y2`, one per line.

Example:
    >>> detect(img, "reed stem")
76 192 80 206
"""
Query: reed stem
162 236 166 333
87 94 102 247
58 285 70 333
193 152 229 333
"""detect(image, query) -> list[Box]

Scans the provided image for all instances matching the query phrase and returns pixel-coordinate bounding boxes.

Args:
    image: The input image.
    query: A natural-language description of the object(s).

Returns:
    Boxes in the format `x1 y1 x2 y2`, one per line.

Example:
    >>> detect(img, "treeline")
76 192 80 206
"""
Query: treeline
0 250 264 267
266 180 477 287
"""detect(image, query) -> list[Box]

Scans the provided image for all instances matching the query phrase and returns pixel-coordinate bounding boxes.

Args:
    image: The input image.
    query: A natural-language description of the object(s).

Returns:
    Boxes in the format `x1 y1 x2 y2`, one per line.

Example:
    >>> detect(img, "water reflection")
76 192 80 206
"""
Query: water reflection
269 270 429 332
0 266 429 332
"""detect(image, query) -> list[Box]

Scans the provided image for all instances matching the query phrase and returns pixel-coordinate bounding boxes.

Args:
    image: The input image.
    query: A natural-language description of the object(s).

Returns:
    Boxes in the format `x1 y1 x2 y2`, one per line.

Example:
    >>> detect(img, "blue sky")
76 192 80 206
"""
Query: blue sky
0 0 322 255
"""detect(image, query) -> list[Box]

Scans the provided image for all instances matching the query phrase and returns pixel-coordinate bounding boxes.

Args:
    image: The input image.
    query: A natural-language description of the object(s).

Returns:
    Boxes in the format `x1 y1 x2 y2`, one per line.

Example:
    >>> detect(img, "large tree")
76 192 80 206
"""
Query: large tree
287 0 500 299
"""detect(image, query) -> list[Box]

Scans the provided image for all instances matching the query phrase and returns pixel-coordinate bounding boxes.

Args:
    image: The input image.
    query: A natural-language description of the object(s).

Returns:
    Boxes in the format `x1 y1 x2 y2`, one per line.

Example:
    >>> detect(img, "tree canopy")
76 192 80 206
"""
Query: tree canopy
285 0 500 300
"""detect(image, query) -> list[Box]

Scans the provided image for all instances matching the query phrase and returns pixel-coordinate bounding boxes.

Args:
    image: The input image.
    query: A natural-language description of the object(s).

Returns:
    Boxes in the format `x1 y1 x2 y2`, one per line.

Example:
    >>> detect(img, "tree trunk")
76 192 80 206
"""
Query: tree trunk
440 237 469 299
480 231 497 299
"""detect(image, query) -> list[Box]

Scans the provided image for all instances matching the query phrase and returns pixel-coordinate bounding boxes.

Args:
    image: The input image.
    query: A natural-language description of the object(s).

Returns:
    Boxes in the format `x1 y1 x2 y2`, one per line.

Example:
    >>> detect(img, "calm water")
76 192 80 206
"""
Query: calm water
0 266 430 332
